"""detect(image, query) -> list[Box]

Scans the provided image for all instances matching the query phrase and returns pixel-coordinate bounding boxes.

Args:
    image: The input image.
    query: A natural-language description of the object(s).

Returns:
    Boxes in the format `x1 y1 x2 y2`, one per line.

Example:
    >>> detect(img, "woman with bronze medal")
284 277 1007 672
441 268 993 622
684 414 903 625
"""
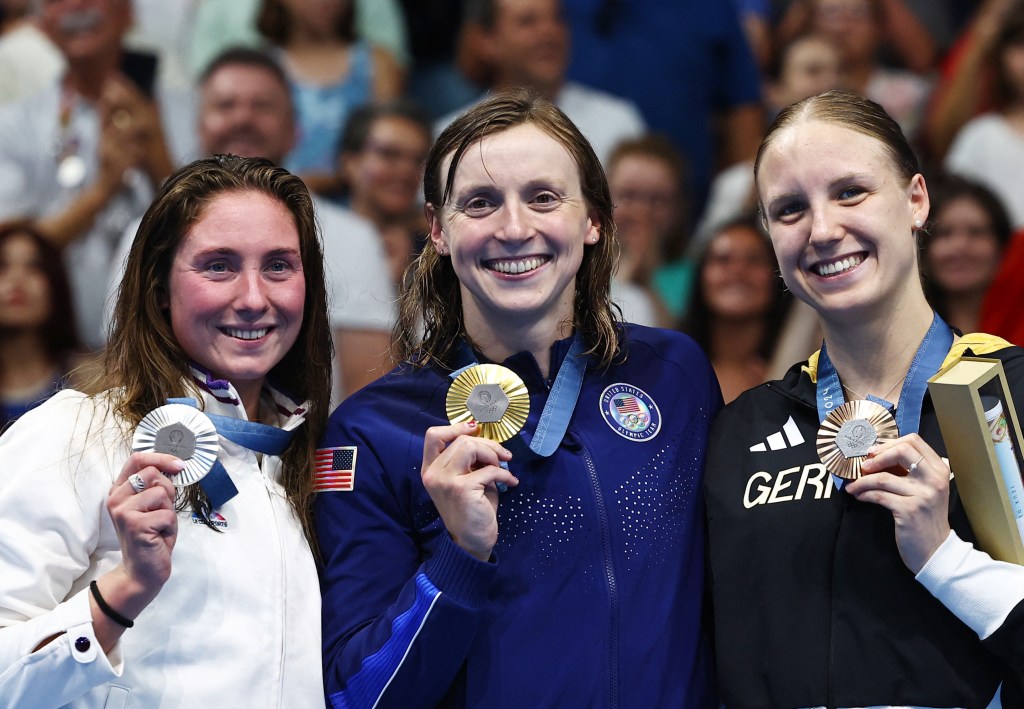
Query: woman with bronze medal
0 156 332 706
315 90 721 707
705 90 1024 708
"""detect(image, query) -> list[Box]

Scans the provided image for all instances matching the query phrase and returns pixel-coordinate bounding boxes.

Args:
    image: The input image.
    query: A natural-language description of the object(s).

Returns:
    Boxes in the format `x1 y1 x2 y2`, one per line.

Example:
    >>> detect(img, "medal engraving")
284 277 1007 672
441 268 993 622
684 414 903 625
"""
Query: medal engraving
152 423 197 459
835 418 877 458
133 404 219 487
447 364 530 443
817 399 899 479
466 384 510 423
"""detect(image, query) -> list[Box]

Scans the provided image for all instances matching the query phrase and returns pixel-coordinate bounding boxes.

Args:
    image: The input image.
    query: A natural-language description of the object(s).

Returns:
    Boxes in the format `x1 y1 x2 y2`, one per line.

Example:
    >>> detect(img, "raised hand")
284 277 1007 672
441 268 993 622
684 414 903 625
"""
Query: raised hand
420 422 517 561
847 433 951 573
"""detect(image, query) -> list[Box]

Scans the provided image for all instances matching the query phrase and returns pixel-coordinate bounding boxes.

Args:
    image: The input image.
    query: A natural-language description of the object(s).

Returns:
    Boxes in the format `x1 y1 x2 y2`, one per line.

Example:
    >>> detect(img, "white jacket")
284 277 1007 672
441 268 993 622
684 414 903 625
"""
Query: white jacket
0 375 325 708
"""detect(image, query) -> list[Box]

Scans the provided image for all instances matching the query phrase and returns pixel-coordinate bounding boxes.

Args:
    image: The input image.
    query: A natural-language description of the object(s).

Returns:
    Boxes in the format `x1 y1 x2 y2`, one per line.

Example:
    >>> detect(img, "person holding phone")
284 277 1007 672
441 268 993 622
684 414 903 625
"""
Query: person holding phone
0 0 175 349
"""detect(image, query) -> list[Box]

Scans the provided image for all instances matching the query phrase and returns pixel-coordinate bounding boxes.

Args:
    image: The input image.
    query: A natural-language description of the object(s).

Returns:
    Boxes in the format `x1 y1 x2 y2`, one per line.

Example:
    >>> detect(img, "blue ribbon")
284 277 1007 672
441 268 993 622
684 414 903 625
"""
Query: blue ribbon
815 312 953 435
449 334 587 481
168 397 296 508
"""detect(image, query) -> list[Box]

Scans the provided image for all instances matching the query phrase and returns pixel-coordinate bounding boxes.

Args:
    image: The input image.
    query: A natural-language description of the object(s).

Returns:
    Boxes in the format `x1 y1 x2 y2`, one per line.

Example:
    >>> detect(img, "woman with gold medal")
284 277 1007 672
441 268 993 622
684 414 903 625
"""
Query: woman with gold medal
705 90 1024 708
315 90 721 708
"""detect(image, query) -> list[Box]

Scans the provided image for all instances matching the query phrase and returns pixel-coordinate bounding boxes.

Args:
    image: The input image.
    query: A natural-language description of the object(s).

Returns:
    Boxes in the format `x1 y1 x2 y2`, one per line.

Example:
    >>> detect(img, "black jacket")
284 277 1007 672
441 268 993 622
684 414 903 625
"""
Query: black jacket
706 338 1024 709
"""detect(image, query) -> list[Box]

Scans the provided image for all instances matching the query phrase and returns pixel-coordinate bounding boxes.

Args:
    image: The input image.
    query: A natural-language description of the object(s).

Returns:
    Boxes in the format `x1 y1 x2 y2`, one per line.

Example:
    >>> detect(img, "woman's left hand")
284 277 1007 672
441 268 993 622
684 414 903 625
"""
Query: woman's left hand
846 433 951 574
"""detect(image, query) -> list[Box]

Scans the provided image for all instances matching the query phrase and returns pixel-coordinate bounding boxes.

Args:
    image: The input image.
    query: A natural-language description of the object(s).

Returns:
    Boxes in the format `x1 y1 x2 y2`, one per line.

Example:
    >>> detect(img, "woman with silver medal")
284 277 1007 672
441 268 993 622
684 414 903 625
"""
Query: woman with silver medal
705 91 1024 708
0 156 332 707
316 90 721 708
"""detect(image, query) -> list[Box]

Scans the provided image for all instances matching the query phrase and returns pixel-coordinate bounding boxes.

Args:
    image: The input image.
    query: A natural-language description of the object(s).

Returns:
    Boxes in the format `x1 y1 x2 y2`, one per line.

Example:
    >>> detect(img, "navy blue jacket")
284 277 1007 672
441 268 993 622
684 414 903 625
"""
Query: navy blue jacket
316 326 721 708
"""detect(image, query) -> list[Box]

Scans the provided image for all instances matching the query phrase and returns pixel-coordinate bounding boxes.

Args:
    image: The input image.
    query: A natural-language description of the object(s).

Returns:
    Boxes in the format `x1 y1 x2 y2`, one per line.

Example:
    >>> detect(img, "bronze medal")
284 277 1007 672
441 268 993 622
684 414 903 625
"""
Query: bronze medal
446 364 530 443
816 399 899 479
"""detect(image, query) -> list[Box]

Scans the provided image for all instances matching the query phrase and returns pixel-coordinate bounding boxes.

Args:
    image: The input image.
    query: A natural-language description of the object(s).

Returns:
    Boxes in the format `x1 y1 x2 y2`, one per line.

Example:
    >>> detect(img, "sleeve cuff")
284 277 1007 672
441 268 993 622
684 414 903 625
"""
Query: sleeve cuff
421 534 497 608
916 530 1024 639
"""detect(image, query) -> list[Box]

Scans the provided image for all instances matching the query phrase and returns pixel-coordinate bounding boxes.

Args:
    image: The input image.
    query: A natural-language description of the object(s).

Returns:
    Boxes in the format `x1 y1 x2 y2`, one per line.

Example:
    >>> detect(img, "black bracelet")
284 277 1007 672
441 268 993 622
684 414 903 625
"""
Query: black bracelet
89 580 135 629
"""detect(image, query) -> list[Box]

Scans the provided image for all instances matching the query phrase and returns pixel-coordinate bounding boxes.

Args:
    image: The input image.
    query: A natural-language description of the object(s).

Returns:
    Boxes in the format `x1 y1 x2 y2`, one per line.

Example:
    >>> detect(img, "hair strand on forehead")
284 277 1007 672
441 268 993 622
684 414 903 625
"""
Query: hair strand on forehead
398 88 624 370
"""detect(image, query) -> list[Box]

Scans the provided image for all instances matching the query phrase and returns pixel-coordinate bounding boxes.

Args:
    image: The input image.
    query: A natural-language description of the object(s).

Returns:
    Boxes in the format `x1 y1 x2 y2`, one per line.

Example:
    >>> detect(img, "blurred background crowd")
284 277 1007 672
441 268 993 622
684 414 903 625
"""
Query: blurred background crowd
0 0 1022 427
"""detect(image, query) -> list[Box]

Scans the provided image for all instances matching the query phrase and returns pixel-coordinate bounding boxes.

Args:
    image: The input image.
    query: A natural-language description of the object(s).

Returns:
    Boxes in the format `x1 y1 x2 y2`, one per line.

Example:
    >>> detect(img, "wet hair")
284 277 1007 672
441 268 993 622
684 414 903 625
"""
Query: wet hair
338 98 432 158
88 156 331 540
398 89 621 369
257 0 355 45
754 89 921 208
199 46 291 95
682 215 791 361
921 173 1012 317
606 133 691 261
0 221 80 360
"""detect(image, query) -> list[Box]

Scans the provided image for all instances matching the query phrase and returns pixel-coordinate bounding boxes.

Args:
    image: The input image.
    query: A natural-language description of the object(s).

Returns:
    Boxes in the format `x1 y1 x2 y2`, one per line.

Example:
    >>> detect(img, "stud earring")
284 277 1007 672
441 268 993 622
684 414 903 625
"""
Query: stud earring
913 219 924 229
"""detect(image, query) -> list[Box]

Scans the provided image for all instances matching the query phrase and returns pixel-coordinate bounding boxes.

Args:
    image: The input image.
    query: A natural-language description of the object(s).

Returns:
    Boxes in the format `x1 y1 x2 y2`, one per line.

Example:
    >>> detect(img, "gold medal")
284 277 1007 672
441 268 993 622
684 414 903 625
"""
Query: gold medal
816 399 899 479
132 404 220 487
446 364 530 443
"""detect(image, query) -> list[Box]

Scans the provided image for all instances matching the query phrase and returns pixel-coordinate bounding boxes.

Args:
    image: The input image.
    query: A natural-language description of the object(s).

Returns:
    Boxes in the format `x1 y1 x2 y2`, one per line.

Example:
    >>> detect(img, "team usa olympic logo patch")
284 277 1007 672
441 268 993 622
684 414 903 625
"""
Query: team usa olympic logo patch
599 384 661 441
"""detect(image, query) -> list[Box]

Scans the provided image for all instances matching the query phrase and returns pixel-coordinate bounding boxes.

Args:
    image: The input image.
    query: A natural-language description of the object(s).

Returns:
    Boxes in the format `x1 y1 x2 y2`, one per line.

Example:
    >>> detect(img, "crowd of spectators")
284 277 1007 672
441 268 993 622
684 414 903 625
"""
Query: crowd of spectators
0 0 1021 420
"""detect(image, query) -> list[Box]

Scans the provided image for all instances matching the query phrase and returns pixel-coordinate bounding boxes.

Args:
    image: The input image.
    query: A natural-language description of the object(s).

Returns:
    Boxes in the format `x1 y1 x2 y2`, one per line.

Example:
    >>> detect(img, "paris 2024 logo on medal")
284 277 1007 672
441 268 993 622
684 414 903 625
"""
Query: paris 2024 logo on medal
600 384 661 441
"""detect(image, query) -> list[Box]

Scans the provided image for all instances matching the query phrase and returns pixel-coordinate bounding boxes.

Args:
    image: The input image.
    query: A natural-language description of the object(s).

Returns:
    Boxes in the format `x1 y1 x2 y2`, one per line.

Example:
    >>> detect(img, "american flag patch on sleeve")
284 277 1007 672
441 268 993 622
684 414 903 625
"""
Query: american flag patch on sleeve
314 446 357 492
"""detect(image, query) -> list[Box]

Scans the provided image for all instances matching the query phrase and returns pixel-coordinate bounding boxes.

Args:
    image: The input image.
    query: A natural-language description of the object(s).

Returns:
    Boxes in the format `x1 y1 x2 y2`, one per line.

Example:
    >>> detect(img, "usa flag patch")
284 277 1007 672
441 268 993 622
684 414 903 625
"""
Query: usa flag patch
314 446 357 492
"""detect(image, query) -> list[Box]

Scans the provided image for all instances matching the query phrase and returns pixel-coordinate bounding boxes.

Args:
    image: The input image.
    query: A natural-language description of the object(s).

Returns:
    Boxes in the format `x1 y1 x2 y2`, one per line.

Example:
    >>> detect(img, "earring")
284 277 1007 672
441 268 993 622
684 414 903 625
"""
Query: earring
913 219 924 229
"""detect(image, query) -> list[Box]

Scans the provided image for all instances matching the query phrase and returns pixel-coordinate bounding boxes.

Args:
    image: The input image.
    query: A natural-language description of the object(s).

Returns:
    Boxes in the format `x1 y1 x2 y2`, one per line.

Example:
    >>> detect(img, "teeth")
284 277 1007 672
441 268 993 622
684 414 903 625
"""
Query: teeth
225 327 268 340
815 254 864 276
488 257 546 274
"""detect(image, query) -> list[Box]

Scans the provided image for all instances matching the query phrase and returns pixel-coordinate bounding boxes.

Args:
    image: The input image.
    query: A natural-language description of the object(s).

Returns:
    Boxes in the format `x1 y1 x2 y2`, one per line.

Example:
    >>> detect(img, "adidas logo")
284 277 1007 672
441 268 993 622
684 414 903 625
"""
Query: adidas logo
749 416 805 452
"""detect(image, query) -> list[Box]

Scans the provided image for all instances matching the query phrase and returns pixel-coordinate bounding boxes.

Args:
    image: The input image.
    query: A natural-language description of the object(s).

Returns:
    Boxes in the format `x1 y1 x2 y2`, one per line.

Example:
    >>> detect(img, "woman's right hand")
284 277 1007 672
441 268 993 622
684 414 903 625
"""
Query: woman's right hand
107 452 183 593
420 422 517 561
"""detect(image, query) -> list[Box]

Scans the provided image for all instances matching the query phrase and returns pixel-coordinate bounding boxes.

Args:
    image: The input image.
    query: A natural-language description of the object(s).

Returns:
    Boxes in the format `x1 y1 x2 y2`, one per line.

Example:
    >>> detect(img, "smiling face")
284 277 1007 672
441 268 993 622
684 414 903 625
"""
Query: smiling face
756 119 928 323
0 232 51 330
926 196 1002 297
344 115 430 222
167 190 305 405
429 122 598 340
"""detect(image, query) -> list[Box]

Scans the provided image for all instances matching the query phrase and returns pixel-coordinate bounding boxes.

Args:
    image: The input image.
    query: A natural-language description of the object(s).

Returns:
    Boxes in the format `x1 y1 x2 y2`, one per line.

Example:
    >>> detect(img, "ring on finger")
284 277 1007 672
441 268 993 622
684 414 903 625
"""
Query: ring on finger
128 473 146 494
908 454 925 474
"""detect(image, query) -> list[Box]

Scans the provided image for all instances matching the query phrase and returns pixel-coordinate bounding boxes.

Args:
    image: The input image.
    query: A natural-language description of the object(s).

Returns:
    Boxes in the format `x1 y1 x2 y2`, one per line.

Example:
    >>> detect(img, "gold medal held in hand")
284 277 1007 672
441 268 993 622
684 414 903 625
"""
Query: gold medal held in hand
446 364 530 443
816 399 899 479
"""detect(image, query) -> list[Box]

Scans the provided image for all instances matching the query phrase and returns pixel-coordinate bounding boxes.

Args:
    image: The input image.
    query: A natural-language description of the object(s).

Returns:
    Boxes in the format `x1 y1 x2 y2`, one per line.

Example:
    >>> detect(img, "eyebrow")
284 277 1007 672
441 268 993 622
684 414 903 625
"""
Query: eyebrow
189 246 301 259
764 172 873 213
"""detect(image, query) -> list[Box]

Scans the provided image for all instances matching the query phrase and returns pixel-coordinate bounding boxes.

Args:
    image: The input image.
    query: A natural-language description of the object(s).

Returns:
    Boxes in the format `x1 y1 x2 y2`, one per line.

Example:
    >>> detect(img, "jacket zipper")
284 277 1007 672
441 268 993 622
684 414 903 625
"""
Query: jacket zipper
581 441 619 709
261 457 288 707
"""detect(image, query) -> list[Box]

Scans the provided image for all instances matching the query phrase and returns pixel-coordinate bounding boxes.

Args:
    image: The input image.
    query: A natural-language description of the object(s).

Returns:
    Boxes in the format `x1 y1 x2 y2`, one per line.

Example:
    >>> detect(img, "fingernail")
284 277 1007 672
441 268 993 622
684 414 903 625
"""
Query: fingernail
172 459 187 470
467 420 477 428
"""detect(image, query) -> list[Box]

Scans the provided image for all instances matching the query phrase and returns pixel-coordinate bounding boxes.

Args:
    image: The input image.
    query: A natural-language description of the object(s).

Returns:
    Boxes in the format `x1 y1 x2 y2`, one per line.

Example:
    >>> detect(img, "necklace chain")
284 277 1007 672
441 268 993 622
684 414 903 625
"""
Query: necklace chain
842 373 907 403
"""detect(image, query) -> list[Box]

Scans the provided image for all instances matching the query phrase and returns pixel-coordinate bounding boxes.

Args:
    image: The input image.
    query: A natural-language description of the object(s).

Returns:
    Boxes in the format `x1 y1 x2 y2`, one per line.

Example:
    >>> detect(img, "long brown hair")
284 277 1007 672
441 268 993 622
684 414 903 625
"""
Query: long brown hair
398 89 622 370
86 156 332 540
0 221 80 361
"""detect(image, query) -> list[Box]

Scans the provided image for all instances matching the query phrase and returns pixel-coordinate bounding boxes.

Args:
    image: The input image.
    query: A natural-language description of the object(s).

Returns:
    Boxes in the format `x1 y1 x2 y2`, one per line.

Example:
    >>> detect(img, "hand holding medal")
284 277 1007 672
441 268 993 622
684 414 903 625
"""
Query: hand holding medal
415 365 528 561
